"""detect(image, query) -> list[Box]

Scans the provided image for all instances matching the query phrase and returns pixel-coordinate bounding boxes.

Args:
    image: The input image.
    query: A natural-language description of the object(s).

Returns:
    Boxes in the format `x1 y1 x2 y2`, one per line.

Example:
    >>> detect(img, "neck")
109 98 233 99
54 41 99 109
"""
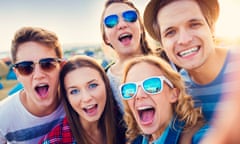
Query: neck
188 48 227 85
80 120 104 144
20 90 60 117
111 53 143 76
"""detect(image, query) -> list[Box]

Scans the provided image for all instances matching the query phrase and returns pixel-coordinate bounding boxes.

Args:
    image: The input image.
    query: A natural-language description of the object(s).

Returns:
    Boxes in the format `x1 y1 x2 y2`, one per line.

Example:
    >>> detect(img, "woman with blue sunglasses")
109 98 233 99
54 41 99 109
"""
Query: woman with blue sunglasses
120 55 209 144
100 0 153 114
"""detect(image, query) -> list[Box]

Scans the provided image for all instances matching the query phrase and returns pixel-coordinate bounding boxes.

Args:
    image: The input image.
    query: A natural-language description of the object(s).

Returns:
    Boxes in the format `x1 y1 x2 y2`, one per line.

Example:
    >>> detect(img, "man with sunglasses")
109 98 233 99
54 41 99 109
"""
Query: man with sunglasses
0 27 65 143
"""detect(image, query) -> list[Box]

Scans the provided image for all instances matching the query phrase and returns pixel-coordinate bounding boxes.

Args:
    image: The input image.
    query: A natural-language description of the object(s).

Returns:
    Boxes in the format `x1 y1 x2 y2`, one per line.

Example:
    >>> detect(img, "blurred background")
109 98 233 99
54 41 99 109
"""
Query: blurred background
0 0 240 100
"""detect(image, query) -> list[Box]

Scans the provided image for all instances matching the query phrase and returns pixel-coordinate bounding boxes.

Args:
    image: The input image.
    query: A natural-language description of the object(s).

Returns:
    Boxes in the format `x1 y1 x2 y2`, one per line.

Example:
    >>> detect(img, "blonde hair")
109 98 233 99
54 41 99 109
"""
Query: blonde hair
121 55 204 142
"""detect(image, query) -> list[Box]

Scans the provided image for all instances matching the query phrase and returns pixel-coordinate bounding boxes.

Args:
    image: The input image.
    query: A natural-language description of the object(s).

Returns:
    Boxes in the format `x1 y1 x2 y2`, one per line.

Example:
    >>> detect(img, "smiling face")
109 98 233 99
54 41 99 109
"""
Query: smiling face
124 62 177 140
157 0 215 70
64 67 106 124
103 3 142 58
14 41 61 115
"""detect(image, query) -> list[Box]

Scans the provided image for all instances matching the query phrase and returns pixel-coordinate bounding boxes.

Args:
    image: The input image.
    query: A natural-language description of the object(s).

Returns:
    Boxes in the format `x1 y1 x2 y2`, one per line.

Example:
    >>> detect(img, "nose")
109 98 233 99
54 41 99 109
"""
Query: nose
135 85 148 100
116 16 128 30
81 90 92 103
32 64 45 80
177 29 192 45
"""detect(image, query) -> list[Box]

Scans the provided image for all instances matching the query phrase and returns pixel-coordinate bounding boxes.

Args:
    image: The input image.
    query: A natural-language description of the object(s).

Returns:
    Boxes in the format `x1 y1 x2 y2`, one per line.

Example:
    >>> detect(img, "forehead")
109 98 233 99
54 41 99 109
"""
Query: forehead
16 41 57 62
157 1 204 29
65 67 101 83
126 62 164 82
104 3 135 16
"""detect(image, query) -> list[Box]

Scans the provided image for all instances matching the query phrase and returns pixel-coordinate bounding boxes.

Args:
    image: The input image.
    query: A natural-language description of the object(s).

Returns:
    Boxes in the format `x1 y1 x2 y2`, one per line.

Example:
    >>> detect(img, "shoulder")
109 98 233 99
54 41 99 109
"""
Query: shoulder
0 93 21 121
191 124 210 144
39 117 73 143
104 60 115 72
179 122 209 144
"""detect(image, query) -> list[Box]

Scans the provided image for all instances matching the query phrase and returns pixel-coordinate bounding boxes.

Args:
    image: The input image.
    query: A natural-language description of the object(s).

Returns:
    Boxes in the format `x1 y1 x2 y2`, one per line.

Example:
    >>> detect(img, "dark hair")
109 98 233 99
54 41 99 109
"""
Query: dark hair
100 0 152 55
60 55 125 144
11 26 63 63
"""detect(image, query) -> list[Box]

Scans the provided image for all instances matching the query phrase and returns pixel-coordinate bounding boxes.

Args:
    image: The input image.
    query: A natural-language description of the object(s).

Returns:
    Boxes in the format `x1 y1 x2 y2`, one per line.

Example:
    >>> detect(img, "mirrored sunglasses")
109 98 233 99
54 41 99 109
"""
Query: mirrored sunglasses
119 76 174 100
104 10 138 28
13 58 62 76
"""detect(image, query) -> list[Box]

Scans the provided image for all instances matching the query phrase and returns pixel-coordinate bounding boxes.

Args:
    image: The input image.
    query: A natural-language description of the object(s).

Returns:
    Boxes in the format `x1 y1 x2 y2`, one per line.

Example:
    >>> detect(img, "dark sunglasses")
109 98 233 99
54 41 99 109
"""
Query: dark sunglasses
104 10 138 28
119 76 174 100
13 58 62 76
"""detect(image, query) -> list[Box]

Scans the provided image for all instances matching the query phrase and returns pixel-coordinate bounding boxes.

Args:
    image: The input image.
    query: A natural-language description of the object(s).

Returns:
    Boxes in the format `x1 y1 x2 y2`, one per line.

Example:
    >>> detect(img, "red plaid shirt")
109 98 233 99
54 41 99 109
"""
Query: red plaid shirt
39 117 76 144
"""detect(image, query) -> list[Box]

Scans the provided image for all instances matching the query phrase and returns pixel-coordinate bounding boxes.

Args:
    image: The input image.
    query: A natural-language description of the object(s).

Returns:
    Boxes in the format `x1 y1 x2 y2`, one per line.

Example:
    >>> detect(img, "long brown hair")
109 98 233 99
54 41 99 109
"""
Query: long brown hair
60 55 117 144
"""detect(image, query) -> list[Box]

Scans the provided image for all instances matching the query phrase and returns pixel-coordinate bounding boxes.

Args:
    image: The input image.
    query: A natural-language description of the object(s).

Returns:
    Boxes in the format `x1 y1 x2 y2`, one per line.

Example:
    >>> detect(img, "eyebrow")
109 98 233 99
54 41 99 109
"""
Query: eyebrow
66 79 98 90
162 18 204 34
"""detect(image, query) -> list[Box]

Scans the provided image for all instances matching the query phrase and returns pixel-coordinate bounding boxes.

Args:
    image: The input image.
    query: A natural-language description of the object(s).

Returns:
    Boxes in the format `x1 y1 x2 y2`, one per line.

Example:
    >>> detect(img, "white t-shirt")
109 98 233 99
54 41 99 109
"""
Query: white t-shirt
0 91 65 144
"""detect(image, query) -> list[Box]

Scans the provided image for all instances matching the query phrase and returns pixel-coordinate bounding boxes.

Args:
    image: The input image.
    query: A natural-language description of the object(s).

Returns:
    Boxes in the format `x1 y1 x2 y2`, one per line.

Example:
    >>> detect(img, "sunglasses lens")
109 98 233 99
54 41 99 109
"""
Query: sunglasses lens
14 62 34 75
39 58 59 72
104 15 118 28
121 83 137 100
14 58 60 76
123 10 137 23
143 77 162 94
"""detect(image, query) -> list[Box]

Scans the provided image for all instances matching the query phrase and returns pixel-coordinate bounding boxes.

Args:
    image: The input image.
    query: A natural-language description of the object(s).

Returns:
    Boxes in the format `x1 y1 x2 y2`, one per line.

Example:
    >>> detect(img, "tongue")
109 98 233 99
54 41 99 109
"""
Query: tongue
121 37 131 46
37 86 48 97
85 105 97 116
140 109 154 123
86 106 96 114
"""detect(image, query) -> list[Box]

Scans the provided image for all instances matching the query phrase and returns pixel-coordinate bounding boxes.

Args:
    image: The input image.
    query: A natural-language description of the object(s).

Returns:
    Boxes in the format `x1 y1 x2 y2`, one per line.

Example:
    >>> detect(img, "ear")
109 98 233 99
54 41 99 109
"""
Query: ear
60 59 67 68
102 32 111 45
13 67 20 79
169 88 179 103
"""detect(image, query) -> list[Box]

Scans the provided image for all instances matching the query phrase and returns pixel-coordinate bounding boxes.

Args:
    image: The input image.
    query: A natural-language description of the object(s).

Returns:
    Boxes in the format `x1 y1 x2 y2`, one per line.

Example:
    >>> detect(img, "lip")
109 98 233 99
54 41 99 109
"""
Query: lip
83 104 98 116
176 46 200 59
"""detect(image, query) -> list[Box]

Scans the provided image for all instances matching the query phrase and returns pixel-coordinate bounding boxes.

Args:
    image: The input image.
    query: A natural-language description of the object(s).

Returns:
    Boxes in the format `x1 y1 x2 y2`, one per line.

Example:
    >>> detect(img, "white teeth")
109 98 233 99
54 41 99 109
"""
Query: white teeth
137 106 153 110
119 33 130 39
84 104 95 109
179 47 198 57
38 83 47 87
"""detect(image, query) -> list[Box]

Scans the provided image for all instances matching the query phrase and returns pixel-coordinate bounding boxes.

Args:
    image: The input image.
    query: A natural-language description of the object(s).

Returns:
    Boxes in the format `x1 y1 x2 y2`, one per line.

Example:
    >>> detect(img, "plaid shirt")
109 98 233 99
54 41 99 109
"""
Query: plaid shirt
39 117 76 144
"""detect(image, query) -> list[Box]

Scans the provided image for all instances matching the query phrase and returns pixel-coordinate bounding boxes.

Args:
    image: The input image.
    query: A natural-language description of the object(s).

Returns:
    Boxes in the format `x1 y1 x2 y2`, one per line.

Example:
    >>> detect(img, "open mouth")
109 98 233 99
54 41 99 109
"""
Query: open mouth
118 33 132 45
83 104 98 116
35 84 49 98
137 106 155 125
177 46 200 57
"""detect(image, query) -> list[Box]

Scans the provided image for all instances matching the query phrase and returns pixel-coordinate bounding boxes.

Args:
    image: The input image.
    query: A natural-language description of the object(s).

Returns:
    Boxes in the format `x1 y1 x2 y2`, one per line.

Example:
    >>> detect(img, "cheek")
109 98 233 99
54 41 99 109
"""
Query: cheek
127 100 135 112
162 38 174 50
68 96 79 110
105 28 115 39
156 98 173 117
96 88 107 105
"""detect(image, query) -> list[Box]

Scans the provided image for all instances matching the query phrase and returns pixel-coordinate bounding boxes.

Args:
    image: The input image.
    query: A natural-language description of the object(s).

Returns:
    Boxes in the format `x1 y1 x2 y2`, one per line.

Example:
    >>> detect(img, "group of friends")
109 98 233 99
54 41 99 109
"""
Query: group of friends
0 0 239 143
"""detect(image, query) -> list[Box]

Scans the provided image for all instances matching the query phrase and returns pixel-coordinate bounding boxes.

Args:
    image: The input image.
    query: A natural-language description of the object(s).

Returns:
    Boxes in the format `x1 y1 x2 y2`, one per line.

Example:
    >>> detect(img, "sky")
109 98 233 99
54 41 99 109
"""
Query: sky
0 0 239 53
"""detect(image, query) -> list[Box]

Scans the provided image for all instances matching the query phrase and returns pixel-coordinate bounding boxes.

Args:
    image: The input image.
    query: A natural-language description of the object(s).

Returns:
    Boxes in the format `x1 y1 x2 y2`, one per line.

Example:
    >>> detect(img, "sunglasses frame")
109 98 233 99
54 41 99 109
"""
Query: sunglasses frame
119 76 174 100
13 57 62 76
104 10 138 28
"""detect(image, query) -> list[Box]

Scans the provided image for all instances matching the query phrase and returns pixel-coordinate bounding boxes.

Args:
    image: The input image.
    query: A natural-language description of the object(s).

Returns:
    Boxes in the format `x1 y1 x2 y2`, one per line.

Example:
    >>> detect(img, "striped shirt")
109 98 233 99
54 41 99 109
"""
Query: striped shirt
180 48 240 122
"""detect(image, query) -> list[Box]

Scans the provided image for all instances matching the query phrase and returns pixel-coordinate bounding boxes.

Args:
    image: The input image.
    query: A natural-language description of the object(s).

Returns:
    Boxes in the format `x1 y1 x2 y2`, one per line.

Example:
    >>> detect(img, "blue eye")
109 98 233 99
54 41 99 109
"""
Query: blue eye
89 83 98 89
70 89 80 95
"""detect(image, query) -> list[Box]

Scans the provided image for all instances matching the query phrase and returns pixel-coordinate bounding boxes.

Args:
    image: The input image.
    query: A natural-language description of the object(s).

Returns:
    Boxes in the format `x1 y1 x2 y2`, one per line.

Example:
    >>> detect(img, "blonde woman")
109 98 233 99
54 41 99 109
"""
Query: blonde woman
120 55 208 144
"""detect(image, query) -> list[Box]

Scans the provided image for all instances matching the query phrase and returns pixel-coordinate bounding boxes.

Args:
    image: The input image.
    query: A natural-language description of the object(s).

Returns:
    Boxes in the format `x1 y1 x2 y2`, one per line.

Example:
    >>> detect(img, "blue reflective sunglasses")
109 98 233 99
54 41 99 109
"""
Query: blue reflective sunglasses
119 76 174 100
104 10 138 28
